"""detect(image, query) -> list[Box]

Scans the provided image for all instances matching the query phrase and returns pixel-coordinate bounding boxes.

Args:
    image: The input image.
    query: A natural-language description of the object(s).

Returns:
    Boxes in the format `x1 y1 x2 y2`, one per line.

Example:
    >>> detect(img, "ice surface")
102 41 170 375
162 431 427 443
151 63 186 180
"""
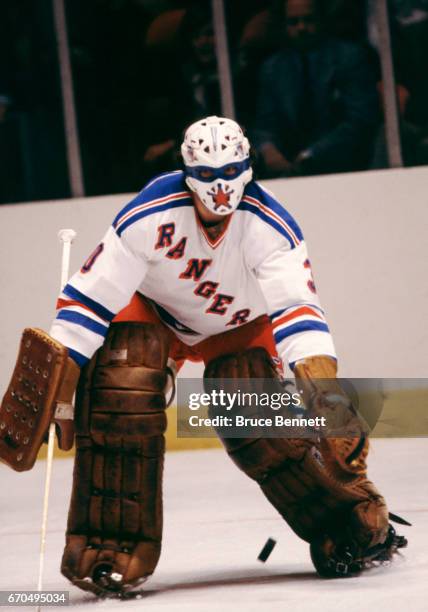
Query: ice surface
0 439 426 611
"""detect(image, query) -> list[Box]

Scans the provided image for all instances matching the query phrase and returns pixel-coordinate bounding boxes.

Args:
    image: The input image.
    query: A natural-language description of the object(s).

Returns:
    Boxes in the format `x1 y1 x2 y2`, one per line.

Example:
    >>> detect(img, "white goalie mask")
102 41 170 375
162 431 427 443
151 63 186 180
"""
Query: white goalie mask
181 115 253 215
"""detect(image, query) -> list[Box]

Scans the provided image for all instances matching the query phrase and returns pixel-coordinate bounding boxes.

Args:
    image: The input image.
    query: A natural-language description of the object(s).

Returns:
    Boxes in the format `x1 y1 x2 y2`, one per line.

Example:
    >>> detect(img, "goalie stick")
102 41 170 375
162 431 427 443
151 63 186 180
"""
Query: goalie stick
36 229 76 609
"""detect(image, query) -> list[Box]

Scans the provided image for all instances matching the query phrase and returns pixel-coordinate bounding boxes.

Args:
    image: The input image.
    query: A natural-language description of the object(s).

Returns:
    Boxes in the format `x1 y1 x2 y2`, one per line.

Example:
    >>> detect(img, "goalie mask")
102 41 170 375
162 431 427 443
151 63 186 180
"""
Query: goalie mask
181 116 253 215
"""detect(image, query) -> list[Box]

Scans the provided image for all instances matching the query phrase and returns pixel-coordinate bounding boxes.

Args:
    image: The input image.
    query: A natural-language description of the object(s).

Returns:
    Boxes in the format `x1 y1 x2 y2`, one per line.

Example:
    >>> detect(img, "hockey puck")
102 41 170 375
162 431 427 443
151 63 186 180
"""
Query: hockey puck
258 538 277 562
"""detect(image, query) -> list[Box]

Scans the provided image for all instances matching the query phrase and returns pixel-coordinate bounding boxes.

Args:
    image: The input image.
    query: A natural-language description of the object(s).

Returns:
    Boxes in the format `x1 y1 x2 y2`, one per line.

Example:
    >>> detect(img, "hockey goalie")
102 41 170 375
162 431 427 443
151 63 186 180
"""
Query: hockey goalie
0 116 407 596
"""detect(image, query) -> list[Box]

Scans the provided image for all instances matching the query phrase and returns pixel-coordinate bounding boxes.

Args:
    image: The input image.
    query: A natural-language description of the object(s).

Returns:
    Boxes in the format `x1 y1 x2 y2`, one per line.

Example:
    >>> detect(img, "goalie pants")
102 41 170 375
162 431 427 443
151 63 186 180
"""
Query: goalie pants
113 291 281 370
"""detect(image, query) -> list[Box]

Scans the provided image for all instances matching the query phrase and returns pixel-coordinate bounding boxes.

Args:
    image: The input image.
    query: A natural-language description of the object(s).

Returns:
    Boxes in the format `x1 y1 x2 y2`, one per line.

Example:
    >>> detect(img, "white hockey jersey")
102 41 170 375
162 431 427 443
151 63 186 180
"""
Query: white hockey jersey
50 170 336 368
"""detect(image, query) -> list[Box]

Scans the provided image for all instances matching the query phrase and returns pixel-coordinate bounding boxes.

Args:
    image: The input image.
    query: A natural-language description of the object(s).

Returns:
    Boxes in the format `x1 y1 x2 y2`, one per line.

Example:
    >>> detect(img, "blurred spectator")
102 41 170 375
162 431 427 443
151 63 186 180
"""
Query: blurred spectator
0 94 11 123
0 94 25 204
142 2 258 179
367 0 428 167
142 4 220 177
322 0 367 41
0 0 69 202
66 0 152 195
252 0 379 178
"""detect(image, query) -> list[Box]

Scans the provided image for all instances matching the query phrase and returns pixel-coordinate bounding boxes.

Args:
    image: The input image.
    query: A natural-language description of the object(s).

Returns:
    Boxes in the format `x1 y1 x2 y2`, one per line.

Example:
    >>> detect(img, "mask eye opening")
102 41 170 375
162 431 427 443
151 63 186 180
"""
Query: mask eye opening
223 164 239 177
198 168 215 180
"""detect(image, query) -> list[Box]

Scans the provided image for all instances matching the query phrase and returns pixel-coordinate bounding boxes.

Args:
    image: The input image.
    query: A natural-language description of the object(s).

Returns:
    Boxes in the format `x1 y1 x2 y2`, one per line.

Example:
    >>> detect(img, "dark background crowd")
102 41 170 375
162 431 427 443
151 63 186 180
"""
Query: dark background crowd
1 0 428 204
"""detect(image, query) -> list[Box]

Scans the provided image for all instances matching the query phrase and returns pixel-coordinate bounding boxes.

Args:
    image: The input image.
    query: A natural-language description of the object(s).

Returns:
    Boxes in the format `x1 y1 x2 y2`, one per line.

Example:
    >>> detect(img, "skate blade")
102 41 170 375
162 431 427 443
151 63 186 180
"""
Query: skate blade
70 575 147 599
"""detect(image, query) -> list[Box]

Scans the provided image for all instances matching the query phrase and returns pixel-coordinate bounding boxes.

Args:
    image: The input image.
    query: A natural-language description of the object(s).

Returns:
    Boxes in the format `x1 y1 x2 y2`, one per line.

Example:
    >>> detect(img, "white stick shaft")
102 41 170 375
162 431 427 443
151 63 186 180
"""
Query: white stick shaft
60 240 72 289
36 422 56 593
58 229 76 290
36 229 76 603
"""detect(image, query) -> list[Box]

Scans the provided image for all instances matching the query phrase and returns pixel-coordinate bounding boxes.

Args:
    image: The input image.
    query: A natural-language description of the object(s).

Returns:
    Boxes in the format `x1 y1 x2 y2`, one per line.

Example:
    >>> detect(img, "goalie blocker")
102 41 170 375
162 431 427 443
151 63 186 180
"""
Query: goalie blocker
0 328 80 471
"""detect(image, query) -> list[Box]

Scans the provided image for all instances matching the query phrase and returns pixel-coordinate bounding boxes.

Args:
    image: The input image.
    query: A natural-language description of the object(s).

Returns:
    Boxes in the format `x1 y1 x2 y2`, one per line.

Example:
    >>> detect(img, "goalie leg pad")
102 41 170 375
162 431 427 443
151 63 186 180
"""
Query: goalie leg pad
61 322 170 595
204 348 389 571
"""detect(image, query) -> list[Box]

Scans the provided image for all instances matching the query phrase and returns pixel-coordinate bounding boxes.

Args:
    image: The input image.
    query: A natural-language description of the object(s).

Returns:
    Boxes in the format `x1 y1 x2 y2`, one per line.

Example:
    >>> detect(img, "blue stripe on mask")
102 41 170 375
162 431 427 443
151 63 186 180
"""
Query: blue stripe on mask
185 158 250 183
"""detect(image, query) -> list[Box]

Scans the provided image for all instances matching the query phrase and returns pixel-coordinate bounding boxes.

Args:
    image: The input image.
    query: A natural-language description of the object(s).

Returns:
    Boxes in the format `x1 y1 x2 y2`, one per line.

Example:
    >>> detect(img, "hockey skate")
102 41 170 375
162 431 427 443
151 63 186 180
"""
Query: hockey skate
68 564 148 599
310 514 410 578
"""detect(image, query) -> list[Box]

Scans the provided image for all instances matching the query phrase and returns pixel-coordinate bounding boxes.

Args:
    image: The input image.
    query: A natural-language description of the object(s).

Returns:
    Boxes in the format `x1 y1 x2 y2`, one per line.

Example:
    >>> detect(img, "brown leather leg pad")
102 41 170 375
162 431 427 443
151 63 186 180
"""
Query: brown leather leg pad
61 322 170 593
205 349 388 549
223 433 388 549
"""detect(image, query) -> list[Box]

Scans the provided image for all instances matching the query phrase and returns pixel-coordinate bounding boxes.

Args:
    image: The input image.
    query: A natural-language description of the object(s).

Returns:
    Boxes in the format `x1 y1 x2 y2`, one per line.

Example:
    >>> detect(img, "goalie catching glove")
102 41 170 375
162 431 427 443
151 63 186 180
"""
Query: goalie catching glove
0 328 80 471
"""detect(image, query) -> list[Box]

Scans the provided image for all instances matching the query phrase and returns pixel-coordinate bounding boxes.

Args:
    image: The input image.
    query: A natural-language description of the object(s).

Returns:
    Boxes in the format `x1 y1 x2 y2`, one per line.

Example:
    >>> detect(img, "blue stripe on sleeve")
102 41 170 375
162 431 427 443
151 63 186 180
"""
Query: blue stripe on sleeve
62 284 115 322
274 320 330 344
270 304 325 321
115 199 193 236
68 348 89 367
56 310 109 337
246 182 304 241
112 171 186 228
238 201 298 247
257 188 303 241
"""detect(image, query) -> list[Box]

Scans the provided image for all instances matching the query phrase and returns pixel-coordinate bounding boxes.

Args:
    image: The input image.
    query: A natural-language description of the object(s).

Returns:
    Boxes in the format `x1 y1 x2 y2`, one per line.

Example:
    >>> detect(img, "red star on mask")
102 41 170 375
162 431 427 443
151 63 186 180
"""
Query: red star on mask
210 185 233 210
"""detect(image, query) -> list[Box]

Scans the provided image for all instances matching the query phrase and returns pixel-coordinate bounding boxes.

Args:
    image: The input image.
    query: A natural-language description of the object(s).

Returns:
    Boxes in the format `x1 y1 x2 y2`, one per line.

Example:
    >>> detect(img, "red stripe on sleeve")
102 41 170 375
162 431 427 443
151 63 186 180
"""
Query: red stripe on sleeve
272 306 323 329
56 298 99 318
